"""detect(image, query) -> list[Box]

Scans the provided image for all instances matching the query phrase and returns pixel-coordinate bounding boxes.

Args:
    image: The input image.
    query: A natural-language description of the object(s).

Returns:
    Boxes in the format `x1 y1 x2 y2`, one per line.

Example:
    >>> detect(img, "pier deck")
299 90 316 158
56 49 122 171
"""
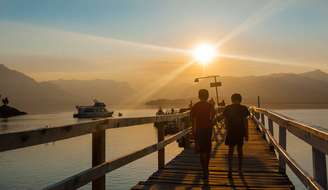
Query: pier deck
2 108 325 189
132 119 294 190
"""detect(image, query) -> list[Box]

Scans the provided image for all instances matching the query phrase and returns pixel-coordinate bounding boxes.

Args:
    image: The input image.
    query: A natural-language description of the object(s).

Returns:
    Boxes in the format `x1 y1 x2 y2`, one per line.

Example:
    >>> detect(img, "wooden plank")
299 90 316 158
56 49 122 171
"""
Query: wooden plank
253 116 323 190
133 118 295 190
43 128 191 190
0 112 190 152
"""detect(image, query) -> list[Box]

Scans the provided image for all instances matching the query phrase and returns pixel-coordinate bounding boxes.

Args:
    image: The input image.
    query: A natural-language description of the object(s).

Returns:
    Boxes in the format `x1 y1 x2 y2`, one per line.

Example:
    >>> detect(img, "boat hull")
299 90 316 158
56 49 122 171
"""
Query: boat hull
73 111 114 118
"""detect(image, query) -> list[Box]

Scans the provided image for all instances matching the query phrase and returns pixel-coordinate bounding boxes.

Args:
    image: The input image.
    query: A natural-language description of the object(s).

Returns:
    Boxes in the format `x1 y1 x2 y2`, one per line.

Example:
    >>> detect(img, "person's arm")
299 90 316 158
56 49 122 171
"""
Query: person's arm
192 118 197 138
244 107 250 141
210 105 216 127
190 107 196 139
222 106 228 129
244 117 249 141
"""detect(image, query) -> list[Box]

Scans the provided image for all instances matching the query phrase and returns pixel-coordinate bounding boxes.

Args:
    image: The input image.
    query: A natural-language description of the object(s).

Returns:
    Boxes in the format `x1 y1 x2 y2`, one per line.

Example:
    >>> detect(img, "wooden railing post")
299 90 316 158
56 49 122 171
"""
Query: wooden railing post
260 113 266 139
268 118 274 136
312 147 327 189
268 118 274 150
279 125 286 174
92 129 106 190
260 113 265 125
157 122 165 170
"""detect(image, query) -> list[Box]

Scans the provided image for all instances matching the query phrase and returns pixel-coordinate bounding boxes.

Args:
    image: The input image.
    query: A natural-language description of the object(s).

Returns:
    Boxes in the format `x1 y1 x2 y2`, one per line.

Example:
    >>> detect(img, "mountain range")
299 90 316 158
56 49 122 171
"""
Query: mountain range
1 64 328 113
146 70 328 108
0 64 133 113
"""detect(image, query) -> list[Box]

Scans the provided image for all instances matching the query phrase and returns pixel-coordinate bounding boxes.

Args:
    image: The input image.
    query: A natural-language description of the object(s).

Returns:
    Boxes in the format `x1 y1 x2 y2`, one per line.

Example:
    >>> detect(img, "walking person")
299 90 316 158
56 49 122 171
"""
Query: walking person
191 89 216 179
223 93 250 177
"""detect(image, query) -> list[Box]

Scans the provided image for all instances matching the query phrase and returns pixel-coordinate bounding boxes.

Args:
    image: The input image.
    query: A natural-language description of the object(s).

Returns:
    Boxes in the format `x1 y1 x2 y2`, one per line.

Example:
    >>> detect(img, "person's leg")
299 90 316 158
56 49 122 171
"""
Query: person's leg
205 152 210 169
203 152 210 177
228 145 234 177
237 144 243 171
200 153 208 179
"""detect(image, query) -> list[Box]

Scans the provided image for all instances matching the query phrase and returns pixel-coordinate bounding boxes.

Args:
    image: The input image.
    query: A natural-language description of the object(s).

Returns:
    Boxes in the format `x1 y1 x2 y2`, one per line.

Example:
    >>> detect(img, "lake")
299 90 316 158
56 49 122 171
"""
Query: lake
0 109 327 189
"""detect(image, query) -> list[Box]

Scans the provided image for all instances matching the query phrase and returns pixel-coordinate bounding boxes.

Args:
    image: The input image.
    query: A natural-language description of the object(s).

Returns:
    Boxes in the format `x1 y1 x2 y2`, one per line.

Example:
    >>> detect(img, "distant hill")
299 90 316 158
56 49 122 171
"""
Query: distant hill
146 70 328 108
43 79 134 106
299 69 328 82
0 64 134 113
220 72 328 107
2 63 328 112
0 64 80 113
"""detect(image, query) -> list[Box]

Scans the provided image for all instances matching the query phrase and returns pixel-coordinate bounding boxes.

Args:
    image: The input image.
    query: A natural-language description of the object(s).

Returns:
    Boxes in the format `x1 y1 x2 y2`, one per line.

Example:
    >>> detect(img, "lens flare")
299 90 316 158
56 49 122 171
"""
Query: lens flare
192 43 218 65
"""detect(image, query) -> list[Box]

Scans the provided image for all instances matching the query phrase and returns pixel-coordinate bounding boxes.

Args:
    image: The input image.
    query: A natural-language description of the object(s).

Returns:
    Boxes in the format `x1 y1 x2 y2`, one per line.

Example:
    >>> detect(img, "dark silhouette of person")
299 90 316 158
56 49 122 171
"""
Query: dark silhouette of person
156 107 164 115
223 93 249 177
2 97 9 106
221 100 226 106
191 89 215 179
209 98 215 107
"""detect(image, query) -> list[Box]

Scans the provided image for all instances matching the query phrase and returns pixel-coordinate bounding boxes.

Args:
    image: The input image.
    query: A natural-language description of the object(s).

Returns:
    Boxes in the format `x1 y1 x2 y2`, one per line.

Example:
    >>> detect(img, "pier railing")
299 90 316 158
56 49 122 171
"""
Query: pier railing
251 107 328 190
0 112 192 190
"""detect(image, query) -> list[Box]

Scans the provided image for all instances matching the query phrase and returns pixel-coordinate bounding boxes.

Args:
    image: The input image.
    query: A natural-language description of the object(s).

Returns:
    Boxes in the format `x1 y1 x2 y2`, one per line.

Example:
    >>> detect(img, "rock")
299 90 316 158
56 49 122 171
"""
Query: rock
0 105 27 118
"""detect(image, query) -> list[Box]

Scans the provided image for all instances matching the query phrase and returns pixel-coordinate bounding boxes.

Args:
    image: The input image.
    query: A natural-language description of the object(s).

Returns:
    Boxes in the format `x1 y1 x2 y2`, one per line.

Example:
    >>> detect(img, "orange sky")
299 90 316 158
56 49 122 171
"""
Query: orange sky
1 0 328 84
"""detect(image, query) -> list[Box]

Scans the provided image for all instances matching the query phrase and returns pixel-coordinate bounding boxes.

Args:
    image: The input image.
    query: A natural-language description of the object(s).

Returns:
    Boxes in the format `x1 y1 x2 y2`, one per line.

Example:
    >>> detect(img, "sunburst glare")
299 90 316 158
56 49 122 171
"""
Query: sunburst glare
192 43 218 65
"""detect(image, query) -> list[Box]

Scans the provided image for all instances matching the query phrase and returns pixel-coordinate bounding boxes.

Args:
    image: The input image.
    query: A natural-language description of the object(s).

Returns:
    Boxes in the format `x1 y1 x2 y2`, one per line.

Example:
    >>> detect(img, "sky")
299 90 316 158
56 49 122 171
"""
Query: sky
0 0 328 84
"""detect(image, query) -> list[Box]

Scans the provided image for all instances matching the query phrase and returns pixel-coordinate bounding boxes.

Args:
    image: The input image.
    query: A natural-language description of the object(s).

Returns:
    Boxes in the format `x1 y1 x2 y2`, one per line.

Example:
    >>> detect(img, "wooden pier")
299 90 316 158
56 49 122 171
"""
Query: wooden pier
132 118 294 190
0 107 327 190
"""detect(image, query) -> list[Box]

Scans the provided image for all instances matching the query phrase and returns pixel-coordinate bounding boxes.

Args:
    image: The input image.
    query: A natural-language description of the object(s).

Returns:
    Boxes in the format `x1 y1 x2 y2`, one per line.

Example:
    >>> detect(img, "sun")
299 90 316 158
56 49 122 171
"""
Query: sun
192 43 218 64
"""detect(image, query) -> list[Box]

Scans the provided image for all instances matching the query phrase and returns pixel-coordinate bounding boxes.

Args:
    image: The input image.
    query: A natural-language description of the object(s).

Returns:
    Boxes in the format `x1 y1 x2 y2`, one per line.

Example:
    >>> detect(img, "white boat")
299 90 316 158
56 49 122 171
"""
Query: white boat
73 100 114 118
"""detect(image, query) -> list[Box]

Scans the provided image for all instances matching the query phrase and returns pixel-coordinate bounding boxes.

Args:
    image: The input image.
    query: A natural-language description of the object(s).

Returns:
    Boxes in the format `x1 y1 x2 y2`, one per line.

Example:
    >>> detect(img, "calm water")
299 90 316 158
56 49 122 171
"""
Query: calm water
0 109 327 189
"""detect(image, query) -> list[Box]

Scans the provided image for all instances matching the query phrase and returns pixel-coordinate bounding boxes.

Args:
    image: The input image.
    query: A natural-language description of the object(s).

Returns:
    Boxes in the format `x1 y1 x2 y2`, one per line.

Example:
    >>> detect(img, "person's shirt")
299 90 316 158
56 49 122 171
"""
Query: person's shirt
191 101 215 129
223 103 250 134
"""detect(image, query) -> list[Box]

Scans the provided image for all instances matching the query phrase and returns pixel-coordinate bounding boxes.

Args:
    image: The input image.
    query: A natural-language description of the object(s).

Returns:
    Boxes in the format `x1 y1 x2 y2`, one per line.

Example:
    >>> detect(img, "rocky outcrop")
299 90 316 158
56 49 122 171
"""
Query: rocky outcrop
0 105 26 118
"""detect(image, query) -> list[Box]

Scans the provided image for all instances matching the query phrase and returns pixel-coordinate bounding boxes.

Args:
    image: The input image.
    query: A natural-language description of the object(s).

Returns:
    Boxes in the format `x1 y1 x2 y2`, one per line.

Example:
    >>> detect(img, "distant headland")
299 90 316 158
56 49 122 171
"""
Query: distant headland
0 97 26 118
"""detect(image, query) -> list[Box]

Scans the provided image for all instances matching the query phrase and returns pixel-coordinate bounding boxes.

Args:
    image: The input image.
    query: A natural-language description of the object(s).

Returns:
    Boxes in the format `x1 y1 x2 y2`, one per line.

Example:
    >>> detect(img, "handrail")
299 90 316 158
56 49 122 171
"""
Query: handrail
0 112 189 152
0 111 226 190
44 127 191 190
252 114 323 190
251 107 327 190
253 107 328 154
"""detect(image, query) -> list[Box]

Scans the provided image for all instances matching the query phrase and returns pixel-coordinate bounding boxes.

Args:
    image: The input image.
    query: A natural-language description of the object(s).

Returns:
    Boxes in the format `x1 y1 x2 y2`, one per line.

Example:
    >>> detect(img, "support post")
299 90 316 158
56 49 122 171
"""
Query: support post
260 113 265 125
279 125 286 174
268 118 274 150
260 113 266 139
157 123 165 170
268 118 274 136
92 129 106 190
312 147 327 189
214 76 220 107
255 96 261 120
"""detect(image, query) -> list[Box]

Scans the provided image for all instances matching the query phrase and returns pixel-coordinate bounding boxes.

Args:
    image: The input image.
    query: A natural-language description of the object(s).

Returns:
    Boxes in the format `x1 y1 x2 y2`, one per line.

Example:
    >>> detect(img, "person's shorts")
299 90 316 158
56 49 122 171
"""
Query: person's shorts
195 127 213 153
225 133 244 146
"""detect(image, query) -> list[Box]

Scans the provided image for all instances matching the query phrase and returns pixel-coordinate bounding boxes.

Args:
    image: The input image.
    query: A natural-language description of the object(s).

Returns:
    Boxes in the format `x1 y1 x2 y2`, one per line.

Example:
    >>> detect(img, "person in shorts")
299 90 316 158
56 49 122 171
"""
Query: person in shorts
191 89 215 179
223 93 250 177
